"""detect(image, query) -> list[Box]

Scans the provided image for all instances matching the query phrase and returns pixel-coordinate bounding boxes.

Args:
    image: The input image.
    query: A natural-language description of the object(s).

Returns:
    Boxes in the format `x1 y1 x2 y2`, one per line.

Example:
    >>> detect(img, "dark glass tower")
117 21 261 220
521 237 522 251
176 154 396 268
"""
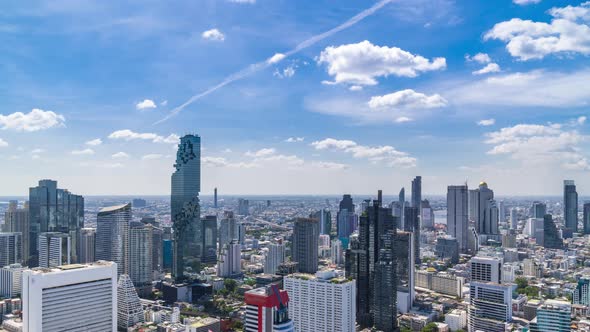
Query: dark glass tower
337 195 355 245
404 206 420 264
201 215 218 264
584 202 590 235
411 176 422 209
373 230 398 332
564 180 578 235
292 218 319 274
171 134 201 281
543 214 563 249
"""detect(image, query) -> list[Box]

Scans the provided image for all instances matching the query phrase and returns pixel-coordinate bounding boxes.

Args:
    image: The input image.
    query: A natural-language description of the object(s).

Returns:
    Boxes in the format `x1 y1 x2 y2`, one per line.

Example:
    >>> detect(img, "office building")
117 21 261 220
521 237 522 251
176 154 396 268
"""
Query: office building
147 224 163 275
3 202 29 264
336 196 356 244
201 215 218 264
28 180 83 266
264 242 285 275
411 176 422 209
584 202 590 235
447 185 469 253
163 239 173 270
470 256 501 283
564 180 578 235
312 209 331 235
0 233 22 267
244 285 294 332
415 270 464 297
331 239 344 265
373 230 398 332
78 227 96 264
435 237 459 264
186 317 221 332
284 271 355 332
22 261 117 332
217 241 241 278
292 218 319 274
395 231 414 314
214 187 218 208
38 232 70 268
171 134 201 281
468 282 512 332
529 300 571 332
445 309 467 331
543 214 564 249
0 264 26 298
421 199 434 229
132 198 147 208
117 274 144 330
510 208 518 230
574 277 590 306
128 222 153 297
531 201 547 219
96 203 131 276
238 198 250 215
403 206 420 264
471 182 499 235
219 211 237 249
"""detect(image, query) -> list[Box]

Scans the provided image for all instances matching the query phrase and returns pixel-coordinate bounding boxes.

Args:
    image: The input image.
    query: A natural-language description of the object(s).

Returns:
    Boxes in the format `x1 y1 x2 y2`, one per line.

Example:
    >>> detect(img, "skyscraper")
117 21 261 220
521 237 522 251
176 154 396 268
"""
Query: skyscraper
244 286 294 332
564 180 578 235
171 134 201 281
217 241 241 277
96 203 131 276
573 277 589 306
0 233 22 267
447 185 469 253
238 198 250 215
78 227 96 264
510 208 518 230
3 201 29 264
38 232 71 268
421 199 435 229
264 242 285 275
583 202 590 235
411 175 422 209
214 187 218 208
543 214 563 249
117 274 144 330
28 179 83 266
201 215 218 264
529 300 571 332
292 218 319 274
0 263 25 298
373 230 398 332
337 195 356 245
531 201 547 219
128 222 153 297
473 182 498 235
312 209 331 235
404 206 420 264
219 211 238 249
470 256 502 283
395 231 414 314
468 282 512 332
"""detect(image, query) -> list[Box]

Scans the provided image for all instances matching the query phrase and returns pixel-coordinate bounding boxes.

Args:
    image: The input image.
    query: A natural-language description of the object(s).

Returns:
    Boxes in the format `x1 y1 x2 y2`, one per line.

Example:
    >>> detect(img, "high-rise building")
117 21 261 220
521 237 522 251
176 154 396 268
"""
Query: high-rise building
531 201 547 219
244 285 294 332
468 282 512 332
28 180 83 266
573 277 590 306
146 224 163 275
264 242 285 275
201 215 218 264
404 206 420 264
3 201 29 264
117 274 144 330
292 218 319 274
336 206 356 246
564 180 578 235
284 271 355 332
447 185 469 253
373 230 398 332
411 175 422 209
395 231 414 314
543 214 563 249
583 202 590 235
470 256 502 283
312 209 332 235
331 239 344 266
471 182 498 235
171 134 201 281
420 199 434 229
96 203 131 276
217 241 241 278
78 227 96 264
0 232 22 267
219 211 237 249
435 237 459 264
162 239 173 270
22 261 117 332
128 222 153 297
0 263 25 298
468 189 478 221
214 187 218 208
132 198 147 208
238 198 250 215
529 300 571 332
510 208 518 230
38 232 71 268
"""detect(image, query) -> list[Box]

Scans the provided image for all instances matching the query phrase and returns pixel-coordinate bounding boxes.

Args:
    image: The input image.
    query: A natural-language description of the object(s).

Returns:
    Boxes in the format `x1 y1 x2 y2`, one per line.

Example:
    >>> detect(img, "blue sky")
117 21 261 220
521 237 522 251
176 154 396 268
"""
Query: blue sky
1 0 589 196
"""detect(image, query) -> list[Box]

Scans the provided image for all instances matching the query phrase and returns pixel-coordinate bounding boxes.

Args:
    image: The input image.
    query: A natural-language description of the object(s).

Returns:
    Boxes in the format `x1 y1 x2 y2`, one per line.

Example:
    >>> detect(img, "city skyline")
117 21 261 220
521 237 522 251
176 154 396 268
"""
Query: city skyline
1 0 590 196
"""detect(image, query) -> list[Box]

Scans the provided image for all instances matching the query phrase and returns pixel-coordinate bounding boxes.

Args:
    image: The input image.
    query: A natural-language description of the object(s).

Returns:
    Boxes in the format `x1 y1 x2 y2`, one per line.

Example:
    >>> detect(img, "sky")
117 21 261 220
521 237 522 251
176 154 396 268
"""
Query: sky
1 0 590 196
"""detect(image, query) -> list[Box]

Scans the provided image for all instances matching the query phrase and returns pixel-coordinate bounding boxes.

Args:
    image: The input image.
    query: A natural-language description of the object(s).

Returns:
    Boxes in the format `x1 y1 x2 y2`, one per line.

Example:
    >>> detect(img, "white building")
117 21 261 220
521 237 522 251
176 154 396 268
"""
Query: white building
117 274 144 330
468 282 512 332
284 270 355 332
0 264 26 298
128 223 153 297
22 261 118 332
319 234 330 247
331 239 344 266
0 233 22 267
445 309 467 331
96 204 131 276
470 256 501 283
38 232 71 268
263 242 285 275
217 241 241 278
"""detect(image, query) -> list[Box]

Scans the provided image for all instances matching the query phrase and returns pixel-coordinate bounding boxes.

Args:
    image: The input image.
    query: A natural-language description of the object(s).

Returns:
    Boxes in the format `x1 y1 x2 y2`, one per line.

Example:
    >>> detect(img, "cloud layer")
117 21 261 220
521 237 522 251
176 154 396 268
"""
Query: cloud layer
0 109 65 132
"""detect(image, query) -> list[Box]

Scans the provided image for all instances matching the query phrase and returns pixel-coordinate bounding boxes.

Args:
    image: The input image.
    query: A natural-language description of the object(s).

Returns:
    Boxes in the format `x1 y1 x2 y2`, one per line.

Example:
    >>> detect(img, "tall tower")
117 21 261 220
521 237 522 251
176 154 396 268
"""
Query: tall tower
292 218 319 274
337 195 356 245
171 134 201 281
117 274 145 330
38 232 71 268
411 176 422 209
96 203 131 277
128 222 153 297
564 180 578 235
447 185 469 253
584 202 590 235
78 228 96 264
214 187 218 208
3 202 29 265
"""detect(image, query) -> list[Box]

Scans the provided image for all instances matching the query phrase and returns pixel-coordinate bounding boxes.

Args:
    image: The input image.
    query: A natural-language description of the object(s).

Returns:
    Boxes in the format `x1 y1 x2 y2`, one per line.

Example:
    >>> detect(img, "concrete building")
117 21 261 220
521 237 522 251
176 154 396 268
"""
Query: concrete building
3 202 29 265
264 242 285 275
96 203 131 276
529 300 571 332
0 233 22 267
564 180 578 235
0 264 26 298
78 228 96 264
38 232 71 268
128 222 153 297
445 309 467 331
468 282 512 332
574 277 590 306
396 231 415 314
292 218 319 274
22 261 117 332
244 286 294 332
217 241 241 278
117 274 144 330
186 317 221 332
470 256 501 283
447 185 469 253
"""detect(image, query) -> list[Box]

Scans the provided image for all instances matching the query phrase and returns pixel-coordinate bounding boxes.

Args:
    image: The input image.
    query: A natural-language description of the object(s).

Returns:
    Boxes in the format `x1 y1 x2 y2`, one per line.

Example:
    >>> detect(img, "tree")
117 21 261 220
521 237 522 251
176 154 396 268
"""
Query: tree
224 279 238 293
422 322 438 332
401 328 412 332
515 277 528 290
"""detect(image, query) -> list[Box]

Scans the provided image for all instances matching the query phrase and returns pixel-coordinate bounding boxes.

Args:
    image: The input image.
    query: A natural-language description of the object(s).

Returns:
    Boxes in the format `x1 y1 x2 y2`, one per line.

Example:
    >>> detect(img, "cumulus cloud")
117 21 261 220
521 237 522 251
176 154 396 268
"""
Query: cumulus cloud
136 99 157 110
285 137 304 143
71 148 95 155
311 138 416 167
267 53 286 64
112 152 130 159
85 138 102 146
202 28 225 41
478 119 496 126
513 0 541 5
349 85 363 91
317 40 446 86
465 53 492 64
203 156 258 169
577 116 587 125
368 89 448 110
141 154 164 160
395 116 412 123
0 138 7 147
108 129 180 144
473 63 501 75
0 108 65 132
311 161 349 170
484 121 590 170
485 2 590 60
245 148 276 158
273 65 296 79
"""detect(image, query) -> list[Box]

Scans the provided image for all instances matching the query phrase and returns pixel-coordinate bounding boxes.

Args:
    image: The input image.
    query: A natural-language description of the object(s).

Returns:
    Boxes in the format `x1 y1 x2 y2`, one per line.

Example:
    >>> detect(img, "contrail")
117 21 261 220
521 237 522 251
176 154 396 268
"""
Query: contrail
155 0 395 125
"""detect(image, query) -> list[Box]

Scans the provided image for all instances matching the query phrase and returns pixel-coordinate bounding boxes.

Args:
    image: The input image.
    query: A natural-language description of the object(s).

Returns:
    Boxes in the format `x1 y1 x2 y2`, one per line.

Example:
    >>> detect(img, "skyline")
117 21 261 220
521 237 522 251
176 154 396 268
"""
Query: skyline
1 0 590 195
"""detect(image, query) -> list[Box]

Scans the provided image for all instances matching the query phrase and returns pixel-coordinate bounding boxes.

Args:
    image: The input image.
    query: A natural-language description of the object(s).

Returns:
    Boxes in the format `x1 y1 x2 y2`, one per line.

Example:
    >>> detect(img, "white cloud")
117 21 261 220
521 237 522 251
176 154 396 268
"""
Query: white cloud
0 138 7 147
513 0 541 5
71 148 95 155
465 53 491 64
484 120 590 170
135 99 157 110
368 89 448 110
108 129 180 144
311 138 416 167
285 137 304 143
0 108 65 132
311 161 349 170
203 156 258 169
317 40 446 86
349 85 363 91
142 154 164 160
85 138 102 146
31 148 44 154
274 65 296 79
202 29 225 41
577 116 587 125
112 152 130 159
473 63 501 75
160 100 168 106
267 53 286 64
477 118 496 126
245 148 276 158
396 116 412 123
485 2 590 60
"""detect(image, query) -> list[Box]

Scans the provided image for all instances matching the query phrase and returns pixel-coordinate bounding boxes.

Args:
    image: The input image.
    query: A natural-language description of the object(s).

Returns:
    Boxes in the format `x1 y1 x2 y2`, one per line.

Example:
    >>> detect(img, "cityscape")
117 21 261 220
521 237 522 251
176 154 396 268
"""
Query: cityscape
1 0 590 332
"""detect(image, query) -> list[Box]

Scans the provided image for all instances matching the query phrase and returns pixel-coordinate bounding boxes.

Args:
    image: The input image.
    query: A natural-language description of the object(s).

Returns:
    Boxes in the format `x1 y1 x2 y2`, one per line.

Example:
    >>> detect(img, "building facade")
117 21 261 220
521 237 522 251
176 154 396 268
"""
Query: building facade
292 218 319 274
447 185 469 253
564 180 578 234
96 203 131 276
